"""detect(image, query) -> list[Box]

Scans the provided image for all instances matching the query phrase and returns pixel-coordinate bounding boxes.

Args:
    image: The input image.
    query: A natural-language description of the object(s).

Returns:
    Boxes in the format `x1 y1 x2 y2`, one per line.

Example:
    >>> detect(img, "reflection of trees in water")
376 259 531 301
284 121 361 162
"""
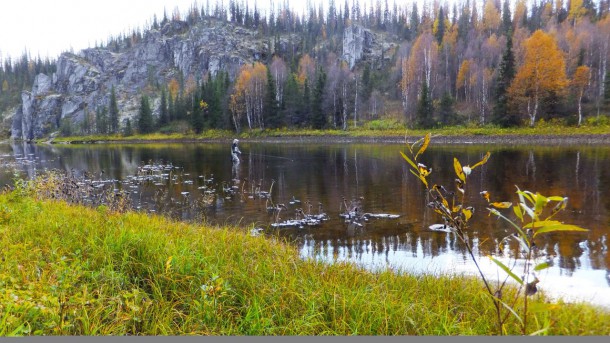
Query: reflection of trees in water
3 143 609 275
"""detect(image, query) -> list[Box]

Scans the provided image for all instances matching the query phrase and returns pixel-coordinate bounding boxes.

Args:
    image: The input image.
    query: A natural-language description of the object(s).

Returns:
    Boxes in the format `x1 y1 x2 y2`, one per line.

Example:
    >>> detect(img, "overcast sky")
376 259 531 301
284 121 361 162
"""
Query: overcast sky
0 0 221 61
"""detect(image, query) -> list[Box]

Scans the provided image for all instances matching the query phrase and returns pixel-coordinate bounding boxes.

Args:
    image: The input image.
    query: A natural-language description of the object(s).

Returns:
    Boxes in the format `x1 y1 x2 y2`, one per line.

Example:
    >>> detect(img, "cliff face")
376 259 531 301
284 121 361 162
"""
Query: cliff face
11 20 385 140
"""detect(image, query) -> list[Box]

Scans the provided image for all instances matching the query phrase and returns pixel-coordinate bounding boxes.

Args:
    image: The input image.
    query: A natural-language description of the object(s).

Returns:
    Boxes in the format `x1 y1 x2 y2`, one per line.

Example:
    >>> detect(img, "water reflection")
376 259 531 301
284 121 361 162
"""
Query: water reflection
1 142 609 305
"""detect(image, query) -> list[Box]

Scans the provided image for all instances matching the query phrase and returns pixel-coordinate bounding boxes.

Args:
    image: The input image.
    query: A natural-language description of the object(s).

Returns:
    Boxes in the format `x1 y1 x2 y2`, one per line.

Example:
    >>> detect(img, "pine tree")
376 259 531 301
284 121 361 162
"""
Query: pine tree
138 95 154 134
159 88 168 127
109 86 119 133
264 67 281 128
416 77 434 129
123 118 133 136
493 31 517 127
439 92 456 125
302 81 311 126
311 69 327 129
435 6 446 45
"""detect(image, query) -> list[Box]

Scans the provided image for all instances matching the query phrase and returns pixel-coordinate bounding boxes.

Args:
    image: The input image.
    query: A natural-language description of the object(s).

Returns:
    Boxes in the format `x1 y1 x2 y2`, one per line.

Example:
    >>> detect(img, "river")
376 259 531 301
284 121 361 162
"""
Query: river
1 141 609 308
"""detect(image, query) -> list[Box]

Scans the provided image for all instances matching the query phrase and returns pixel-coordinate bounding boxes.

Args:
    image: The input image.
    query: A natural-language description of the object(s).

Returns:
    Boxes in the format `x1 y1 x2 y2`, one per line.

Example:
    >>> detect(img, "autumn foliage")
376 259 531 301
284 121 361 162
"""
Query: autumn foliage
508 30 568 127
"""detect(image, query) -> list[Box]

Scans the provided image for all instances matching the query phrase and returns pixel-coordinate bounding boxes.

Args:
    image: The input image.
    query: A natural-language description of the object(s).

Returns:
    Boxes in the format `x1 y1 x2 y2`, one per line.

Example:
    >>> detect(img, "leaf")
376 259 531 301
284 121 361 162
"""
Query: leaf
400 151 418 171
534 262 550 272
534 192 549 215
533 223 588 238
488 208 526 238
417 163 432 177
415 133 431 161
513 205 524 221
455 179 464 194
489 256 523 285
462 207 474 221
410 169 428 188
480 191 490 202
524 220 562 229
454 158 466 183
520 203 536 220
491 202 512 209
471 151 491 170
551 197 568 215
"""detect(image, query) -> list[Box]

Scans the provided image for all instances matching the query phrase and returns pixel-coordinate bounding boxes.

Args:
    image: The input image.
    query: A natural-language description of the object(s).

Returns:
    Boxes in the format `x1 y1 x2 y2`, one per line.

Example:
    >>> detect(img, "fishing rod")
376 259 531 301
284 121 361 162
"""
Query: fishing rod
249 153 295 162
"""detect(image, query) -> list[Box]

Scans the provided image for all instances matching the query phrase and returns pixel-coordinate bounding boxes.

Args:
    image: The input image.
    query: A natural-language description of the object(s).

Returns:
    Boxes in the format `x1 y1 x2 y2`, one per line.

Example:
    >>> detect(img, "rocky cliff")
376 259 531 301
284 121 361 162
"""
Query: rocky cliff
11 19 387 140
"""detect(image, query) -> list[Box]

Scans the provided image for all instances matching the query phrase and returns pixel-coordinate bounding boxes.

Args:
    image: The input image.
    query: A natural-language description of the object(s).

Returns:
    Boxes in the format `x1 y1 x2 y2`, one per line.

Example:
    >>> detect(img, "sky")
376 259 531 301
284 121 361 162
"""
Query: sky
0 0 322 63
0 0 214 61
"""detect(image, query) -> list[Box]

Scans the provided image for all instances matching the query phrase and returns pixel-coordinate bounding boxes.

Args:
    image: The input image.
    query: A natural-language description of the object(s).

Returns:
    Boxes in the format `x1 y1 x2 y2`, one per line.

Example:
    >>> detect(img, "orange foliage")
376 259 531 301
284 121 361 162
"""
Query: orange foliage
509 30 568 126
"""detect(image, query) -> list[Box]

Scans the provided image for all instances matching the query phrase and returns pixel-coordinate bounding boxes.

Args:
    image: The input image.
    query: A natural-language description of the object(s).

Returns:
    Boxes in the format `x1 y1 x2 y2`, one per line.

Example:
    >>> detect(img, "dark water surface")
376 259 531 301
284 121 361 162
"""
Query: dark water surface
1 141 609 307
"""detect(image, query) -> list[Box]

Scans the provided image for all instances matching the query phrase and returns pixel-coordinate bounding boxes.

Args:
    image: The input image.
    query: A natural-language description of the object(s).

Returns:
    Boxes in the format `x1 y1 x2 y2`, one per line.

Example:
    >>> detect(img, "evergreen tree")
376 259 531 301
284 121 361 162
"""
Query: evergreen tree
159 88 169 127
604 70 610 108
492 32 517 127
311 69 327 129
435 6 446 45
416 77 434 129
95 106 108 134
191 100 205 134
282 74 300 126
501 0 512 36
123 118 133 136
439 92 457 125
301 81 311 126
109 86 119 133
138 95 154 134
264 67 281 128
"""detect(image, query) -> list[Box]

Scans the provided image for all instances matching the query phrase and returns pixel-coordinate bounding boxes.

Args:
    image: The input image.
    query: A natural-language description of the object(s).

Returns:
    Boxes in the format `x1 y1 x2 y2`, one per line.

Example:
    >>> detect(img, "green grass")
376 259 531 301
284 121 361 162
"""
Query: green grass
42 119 610 144
1 188 609 335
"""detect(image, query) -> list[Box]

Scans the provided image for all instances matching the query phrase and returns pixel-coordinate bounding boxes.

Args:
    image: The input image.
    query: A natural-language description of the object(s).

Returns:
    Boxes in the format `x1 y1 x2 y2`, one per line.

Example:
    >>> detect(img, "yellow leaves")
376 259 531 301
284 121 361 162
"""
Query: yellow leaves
462 207 474 222
415 133 430 161
480 191 490 202
509 30 568 106
572 65 591 91
454 158 465 183
471 152 491 170
491 202 512 209
417 163 432 177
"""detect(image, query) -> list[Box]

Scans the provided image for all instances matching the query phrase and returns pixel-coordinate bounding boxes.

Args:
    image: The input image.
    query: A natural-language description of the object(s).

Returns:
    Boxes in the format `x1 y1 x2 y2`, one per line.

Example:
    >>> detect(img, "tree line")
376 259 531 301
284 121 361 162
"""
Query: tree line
3 0 610 137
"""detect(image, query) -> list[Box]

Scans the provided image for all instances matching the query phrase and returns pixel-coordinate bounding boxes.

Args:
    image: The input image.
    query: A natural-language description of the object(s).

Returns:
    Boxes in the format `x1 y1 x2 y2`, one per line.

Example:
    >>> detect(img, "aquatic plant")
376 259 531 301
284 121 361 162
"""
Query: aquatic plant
401 133 588 335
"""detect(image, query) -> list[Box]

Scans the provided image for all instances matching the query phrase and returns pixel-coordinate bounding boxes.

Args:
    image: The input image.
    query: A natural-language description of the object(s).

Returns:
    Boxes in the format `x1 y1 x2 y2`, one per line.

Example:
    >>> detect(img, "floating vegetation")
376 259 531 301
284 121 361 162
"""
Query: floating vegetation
339 196 400 223
428 223 455 233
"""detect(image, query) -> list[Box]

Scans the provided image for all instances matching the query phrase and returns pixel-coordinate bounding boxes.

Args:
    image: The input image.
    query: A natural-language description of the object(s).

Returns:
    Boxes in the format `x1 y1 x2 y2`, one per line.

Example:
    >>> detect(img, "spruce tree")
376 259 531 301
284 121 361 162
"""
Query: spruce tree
416 78 434 129
311 69 327 129
264 67 281 128
302 81 311 127
109 87 119 133
138 95 154 134
159 88 168 127
492 32 517 127
439 92 456 126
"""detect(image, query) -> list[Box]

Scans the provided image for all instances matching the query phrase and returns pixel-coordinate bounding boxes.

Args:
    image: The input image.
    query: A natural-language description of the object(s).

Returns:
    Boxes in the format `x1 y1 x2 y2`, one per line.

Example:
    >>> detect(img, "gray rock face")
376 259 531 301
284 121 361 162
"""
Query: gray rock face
11 19 273 140
342 25 376 69
11 19 386 139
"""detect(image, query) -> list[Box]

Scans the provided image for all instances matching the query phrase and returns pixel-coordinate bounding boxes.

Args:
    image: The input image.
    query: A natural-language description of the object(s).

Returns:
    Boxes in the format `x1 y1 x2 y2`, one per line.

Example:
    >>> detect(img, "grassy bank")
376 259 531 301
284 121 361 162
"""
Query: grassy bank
43 120 610 144
1 187 609 336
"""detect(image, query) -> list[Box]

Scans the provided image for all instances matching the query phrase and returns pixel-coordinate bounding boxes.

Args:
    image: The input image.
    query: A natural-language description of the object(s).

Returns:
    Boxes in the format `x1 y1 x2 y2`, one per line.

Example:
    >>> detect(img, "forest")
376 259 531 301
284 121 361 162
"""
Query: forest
2 0 610 136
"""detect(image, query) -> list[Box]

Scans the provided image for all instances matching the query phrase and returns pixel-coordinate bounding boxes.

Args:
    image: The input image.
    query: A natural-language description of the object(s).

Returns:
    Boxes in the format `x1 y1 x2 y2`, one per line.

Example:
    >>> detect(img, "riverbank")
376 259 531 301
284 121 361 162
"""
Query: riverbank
29 123 610 146
1 184 609 335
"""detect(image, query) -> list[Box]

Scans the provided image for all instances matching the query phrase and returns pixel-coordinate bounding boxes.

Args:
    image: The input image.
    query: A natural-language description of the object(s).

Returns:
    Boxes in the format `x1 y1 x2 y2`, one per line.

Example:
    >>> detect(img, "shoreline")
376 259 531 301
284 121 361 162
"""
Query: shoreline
18 133 610 146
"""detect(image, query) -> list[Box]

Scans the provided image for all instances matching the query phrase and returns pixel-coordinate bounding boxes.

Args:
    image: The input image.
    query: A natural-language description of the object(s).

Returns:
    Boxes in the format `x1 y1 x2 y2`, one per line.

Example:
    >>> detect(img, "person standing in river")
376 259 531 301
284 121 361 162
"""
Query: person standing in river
231 139 241 163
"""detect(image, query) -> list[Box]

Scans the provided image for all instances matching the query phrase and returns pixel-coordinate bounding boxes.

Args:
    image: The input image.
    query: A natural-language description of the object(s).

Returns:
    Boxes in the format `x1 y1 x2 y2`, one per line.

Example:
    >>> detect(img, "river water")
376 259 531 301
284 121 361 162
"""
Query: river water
1 141 609 307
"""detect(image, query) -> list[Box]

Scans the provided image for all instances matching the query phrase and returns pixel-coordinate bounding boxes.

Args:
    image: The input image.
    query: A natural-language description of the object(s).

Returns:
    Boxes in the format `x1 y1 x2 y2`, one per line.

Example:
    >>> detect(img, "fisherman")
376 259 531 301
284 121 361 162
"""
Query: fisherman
231 138 241 163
